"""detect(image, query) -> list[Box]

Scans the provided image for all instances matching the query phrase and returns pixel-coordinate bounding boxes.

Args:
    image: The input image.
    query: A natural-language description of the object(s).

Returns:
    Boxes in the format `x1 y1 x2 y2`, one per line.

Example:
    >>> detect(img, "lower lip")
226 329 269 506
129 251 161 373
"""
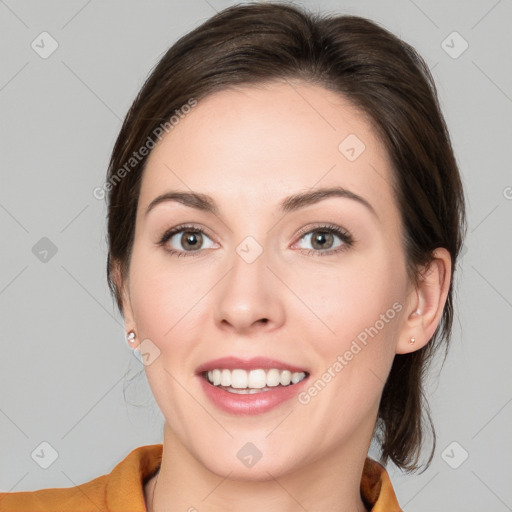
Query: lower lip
198 375 309 415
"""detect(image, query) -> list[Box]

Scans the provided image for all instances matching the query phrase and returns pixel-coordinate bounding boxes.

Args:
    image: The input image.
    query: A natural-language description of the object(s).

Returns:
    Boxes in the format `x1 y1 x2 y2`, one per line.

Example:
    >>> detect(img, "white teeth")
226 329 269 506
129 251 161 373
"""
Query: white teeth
291 372 304 384
248 369 267 388
225 387 272 394
221 369 231 387
204 368 307 389
266 369 281 387
280 370 292 386
231 369 248 388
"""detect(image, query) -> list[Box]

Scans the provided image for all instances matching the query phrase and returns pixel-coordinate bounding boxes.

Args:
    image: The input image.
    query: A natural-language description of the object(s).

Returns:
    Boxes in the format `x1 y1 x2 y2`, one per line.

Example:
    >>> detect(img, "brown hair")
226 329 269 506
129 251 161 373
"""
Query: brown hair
105 2 466 472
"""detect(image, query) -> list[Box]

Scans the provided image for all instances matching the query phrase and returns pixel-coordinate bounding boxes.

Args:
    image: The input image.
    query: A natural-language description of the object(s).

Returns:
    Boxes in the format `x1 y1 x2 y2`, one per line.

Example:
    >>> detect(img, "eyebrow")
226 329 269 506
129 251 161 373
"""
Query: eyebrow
144 186 377 219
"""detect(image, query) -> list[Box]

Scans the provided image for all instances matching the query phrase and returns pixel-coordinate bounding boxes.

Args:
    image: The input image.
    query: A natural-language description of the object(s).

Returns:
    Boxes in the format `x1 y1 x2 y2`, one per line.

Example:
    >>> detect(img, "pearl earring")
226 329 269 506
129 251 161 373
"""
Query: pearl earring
409 337 416 345
127 331 136 343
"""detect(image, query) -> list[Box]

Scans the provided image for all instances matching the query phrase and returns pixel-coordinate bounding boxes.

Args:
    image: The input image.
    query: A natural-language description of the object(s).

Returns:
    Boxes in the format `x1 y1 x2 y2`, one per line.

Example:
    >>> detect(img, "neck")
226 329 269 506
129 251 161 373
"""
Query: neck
148 424 370 512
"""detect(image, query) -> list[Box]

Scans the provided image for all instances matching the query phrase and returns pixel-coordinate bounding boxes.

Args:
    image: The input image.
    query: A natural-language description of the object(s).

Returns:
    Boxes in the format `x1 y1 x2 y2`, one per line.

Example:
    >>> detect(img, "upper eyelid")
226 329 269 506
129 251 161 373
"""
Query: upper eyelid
161 223 214 239
295 222 350 237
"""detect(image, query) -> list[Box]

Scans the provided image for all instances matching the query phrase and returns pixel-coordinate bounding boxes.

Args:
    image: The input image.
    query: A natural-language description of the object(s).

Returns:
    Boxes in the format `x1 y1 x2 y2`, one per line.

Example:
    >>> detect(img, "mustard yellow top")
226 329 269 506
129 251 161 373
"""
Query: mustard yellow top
0 444 401 511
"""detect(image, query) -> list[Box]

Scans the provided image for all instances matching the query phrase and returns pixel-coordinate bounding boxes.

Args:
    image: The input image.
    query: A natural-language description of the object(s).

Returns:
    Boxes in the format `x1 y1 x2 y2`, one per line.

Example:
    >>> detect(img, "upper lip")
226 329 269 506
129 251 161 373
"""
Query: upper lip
196 357 309 375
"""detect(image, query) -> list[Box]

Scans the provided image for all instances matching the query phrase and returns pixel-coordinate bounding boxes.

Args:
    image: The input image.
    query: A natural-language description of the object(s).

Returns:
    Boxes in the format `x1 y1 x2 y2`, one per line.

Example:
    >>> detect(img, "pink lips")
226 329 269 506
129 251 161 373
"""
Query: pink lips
196 356 309 416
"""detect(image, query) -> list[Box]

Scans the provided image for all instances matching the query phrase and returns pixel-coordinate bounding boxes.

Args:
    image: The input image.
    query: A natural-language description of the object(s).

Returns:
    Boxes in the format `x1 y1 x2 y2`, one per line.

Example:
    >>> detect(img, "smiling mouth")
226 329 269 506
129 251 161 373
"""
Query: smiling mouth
202 368 309 394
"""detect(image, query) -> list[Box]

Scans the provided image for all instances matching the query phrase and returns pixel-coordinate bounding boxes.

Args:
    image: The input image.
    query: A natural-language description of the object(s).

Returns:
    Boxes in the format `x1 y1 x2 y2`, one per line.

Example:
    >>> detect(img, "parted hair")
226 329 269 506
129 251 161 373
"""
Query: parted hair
105 2 466 472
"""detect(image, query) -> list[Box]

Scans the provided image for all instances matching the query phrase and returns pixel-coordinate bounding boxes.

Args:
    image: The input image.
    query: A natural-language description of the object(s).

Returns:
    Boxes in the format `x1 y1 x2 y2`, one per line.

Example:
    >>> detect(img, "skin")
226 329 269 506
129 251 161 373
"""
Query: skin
114 80 451 512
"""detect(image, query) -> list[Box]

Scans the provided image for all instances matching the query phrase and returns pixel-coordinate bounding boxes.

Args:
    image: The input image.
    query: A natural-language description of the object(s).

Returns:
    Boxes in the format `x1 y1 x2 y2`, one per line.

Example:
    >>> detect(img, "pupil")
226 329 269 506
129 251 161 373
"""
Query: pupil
313 231 332 249
182 231 201 250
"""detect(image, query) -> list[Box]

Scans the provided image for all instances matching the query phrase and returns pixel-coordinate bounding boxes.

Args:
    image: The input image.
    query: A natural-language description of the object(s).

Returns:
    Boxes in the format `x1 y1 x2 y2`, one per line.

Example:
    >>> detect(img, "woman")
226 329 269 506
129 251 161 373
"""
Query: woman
1 2 465 511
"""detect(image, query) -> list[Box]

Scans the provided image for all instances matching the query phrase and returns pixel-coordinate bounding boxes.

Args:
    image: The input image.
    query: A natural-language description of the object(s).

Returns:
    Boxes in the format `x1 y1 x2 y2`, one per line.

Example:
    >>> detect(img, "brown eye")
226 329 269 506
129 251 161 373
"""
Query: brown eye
159 226 217 256
180 231 203 251
294 224 353 256
310 230 335 250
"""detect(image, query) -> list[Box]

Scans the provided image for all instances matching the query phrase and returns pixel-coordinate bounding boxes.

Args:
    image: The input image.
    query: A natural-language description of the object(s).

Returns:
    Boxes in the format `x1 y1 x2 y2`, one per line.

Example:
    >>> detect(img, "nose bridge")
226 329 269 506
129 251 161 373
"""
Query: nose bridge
213 237 285 332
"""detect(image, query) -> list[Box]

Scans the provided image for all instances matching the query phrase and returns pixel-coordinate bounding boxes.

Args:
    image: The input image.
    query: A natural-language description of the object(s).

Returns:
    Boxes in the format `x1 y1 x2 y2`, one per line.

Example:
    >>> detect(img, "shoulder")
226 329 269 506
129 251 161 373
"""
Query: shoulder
0 473 109 512
361 457 402 511
0 444 163 512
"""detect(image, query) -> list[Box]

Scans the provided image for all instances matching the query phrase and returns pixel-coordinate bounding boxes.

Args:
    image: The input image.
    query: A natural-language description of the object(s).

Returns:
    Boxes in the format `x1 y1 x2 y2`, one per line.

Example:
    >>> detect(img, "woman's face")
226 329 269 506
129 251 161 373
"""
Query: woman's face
121 81 415 478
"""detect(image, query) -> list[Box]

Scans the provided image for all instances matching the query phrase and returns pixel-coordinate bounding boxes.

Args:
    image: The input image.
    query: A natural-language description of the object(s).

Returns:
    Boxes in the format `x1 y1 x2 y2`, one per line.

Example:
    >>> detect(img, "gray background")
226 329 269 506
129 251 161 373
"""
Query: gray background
1 0 511 510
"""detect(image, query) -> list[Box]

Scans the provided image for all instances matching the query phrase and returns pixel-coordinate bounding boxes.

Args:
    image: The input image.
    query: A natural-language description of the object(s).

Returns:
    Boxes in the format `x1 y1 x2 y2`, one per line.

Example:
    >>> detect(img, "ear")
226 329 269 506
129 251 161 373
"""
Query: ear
111 260 137 335
396 248 452 354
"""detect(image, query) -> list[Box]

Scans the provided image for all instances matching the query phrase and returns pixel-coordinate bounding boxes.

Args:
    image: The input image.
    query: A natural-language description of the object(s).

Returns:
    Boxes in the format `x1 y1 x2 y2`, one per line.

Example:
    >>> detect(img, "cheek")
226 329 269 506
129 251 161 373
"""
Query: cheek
295 252 405 350
294 258 405 434
127 245 208 342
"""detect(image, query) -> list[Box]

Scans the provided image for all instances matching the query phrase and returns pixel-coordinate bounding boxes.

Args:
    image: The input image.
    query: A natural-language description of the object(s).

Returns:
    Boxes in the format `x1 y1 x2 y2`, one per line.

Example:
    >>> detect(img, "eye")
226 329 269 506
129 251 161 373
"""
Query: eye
158 225 217 256
158 223 353 258
294 224 353 256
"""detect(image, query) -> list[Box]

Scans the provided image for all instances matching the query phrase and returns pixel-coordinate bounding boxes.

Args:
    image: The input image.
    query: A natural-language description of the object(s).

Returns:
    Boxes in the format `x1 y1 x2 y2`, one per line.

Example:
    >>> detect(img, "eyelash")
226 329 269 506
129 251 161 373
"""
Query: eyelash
157 223 354 258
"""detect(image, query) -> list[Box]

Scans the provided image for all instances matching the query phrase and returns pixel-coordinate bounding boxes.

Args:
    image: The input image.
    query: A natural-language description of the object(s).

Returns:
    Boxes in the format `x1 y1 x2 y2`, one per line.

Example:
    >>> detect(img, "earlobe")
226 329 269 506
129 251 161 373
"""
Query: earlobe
396 248 452 354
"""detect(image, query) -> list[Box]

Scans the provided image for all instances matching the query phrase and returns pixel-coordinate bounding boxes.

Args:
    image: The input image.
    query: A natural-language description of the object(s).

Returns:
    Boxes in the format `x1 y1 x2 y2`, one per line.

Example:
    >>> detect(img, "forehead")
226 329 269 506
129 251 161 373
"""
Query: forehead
138 81 398 221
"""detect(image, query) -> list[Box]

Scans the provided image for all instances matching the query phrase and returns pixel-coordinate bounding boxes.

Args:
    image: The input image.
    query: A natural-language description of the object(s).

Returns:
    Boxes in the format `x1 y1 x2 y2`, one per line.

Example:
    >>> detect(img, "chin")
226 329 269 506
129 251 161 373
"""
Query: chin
200 455 299 482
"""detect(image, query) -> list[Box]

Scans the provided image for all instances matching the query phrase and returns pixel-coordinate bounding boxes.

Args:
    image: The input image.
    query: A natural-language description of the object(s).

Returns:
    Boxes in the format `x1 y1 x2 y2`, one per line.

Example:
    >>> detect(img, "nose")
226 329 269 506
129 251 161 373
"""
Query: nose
213 245 285 335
